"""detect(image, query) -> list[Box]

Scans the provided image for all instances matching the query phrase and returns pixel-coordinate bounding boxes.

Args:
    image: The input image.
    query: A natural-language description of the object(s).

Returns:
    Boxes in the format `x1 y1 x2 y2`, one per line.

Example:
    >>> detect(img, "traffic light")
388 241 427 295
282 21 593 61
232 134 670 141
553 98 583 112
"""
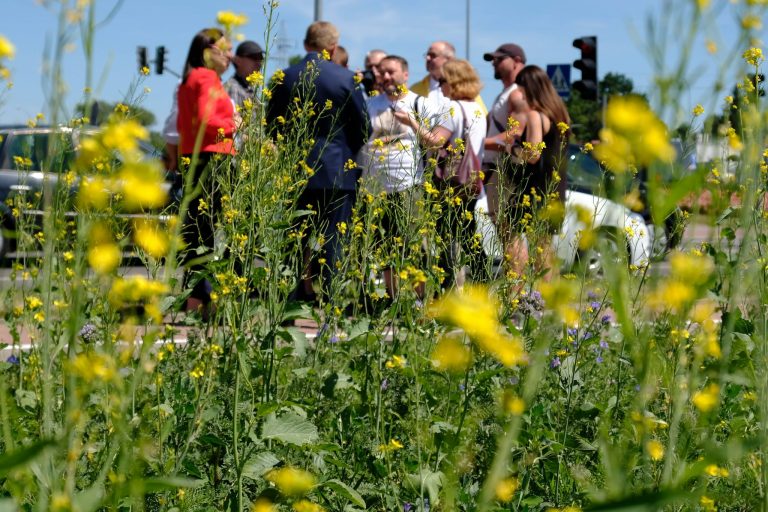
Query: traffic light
572 36 598 101
137 46 148 72
155 46 166 75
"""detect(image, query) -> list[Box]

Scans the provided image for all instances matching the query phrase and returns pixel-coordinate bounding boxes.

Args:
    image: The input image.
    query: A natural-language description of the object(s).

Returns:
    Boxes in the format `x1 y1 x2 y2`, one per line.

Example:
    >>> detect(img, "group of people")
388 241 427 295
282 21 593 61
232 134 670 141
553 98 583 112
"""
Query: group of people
166 20 571 314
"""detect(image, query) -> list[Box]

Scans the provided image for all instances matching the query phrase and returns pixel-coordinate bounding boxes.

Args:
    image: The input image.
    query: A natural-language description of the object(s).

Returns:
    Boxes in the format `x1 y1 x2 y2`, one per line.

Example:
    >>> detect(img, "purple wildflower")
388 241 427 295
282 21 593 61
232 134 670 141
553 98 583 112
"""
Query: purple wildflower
381 378 388 390
596 356 604 363
403 504 412 512
6 354 19 365
600 340 609 349
550 356 561 369
78 323 97 343
590 301 601 311
601 315 611 325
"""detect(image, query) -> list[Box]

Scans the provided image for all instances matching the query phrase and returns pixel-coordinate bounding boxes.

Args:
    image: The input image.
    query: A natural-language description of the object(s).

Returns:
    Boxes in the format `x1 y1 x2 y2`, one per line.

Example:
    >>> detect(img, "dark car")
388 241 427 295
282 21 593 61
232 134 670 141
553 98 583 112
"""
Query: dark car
0 125 172 259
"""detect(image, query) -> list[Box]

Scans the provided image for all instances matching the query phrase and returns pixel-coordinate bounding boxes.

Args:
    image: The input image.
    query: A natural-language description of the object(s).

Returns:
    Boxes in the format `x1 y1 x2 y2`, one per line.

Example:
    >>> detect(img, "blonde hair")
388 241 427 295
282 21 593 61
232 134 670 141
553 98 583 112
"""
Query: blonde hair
304 21 339 52
442 59 482 100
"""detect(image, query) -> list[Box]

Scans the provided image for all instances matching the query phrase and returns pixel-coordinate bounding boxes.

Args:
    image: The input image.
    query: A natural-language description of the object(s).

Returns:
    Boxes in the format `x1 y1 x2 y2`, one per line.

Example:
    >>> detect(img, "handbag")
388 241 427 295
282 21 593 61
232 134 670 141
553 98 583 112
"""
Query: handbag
433 102 483 198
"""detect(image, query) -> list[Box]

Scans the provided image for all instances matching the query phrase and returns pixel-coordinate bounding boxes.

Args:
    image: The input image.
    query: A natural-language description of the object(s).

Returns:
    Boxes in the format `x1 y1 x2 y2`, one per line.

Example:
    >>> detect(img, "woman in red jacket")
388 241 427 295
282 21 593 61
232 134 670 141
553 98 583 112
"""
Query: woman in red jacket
177 27 236 314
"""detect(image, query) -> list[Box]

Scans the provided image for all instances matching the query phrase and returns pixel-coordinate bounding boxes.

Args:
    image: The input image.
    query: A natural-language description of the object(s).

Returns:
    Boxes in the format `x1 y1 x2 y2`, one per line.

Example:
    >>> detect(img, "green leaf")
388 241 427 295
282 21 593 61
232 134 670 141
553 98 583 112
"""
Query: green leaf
262 411 319 446
139 476 206 493
321 479 366 508
241 452 280 480
73 484 105 512
276 327 307 357
649 165 708 225
0 439 57 476
405 469 444 507
586 487 693 511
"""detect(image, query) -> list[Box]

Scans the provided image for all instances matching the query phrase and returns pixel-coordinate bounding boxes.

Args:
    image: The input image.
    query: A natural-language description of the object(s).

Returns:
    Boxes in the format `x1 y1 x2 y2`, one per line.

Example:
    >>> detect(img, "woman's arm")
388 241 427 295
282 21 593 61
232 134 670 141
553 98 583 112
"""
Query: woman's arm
520 110 544 164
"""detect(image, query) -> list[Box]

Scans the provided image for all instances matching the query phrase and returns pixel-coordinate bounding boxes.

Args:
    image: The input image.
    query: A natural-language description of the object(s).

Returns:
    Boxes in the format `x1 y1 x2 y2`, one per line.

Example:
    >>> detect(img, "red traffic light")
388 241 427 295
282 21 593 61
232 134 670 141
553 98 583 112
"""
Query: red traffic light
572 36 598 101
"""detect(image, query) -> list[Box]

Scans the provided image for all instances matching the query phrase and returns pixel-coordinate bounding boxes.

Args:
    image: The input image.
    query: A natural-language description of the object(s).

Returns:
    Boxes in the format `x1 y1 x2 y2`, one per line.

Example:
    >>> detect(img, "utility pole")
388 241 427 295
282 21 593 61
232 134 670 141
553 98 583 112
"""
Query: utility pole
465 0 470 60
314 0 322 21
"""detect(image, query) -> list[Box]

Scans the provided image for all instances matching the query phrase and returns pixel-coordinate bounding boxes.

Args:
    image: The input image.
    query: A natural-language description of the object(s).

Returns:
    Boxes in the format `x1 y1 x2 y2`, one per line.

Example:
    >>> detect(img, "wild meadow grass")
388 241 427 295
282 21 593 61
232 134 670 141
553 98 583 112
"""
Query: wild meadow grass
1 1 768 511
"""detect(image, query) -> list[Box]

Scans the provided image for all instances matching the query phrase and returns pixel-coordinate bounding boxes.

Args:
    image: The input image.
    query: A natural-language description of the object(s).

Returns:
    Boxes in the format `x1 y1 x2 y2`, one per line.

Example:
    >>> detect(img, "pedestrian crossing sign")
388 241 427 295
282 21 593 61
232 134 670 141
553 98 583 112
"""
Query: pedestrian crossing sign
546 64 571 99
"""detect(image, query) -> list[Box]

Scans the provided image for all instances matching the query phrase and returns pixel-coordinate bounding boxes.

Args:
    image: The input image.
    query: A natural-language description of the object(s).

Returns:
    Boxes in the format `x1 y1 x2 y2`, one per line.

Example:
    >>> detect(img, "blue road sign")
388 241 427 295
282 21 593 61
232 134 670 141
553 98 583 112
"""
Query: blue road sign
546 64 571 99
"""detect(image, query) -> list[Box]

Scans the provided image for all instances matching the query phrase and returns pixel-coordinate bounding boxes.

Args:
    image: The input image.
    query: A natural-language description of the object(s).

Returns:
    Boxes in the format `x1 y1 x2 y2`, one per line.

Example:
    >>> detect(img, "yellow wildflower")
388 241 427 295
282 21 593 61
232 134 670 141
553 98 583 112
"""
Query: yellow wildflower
495 477 519 502
251 498 276 512
646 440 664 461
292 500 324 512
700 496 716 512
118 161 168 211
692 383 720 412
692 104 704 116
265 467 316 497
217 11 249 31
88 242 121 275
0 35 15 60
246 70 264 86
594 96 674 172
133 220 169 258
743 47 764 66
431 336 473 373
385 354 407 369
429 285 526 367
705 464 729 477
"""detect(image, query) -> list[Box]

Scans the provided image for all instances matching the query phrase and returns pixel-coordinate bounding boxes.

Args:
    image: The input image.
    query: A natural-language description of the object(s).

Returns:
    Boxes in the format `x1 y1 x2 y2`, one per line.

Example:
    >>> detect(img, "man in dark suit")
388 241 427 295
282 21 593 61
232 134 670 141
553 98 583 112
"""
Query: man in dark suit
267 21 369 301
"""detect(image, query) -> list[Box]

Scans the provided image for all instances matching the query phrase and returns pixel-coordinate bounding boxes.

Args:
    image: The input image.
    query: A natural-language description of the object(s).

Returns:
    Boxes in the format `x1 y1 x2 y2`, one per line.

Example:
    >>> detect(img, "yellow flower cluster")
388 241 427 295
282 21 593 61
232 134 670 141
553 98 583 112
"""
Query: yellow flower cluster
70 351 117 383
429 285 526 367
265 467 316 497
217 11 248 33
743 47 764 66
431 336 473 373
645 439 664 461
692 383 720 412
108 276 169 323
594 96 675 173
648 250 713 313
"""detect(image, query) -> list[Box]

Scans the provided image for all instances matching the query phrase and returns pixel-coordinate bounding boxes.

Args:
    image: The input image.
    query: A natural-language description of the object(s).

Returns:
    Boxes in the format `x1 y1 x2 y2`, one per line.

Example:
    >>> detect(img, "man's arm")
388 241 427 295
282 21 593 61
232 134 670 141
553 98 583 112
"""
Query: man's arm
483 88 526 152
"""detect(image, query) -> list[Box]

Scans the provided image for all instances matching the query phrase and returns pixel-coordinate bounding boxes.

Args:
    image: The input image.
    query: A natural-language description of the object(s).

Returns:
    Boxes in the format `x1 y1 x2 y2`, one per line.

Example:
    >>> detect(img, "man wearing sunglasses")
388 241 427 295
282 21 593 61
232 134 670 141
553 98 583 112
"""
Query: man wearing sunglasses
410 41 486 116
481 43 527 223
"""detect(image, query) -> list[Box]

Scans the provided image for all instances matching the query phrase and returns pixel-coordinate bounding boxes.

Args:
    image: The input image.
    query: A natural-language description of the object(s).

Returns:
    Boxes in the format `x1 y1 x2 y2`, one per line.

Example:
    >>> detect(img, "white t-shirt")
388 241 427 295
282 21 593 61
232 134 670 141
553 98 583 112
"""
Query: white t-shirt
436 99 487 164
359 91 425 193
483 83 517 165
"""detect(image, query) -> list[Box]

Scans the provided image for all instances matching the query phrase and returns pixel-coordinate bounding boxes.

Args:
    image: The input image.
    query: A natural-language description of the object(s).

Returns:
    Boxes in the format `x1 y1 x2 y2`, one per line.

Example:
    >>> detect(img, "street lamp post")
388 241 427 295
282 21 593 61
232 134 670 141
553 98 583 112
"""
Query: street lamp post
465 0 470 60
314 0 322 21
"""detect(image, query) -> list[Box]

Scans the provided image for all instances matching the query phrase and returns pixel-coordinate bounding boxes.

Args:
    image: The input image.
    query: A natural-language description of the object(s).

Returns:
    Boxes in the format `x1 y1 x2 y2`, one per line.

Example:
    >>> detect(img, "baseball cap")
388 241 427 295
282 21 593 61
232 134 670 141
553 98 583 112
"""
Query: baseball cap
235 40 264 59
483 43 526 63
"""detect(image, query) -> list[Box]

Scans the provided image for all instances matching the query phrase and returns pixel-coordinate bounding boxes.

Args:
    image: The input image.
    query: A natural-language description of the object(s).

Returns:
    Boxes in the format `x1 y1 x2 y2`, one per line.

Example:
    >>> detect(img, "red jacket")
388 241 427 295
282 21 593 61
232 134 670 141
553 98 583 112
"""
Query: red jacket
177 67 236 155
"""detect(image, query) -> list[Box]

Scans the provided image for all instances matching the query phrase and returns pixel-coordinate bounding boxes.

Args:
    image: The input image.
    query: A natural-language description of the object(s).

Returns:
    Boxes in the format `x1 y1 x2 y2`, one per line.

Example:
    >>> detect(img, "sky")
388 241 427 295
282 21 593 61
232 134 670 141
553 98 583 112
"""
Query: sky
1 0 766 131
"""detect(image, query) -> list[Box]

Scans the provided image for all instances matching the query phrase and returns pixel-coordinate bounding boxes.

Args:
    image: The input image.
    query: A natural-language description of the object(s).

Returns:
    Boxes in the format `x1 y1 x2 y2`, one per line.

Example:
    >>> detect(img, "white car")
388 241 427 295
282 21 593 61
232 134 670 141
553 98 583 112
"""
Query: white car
475 145 680 274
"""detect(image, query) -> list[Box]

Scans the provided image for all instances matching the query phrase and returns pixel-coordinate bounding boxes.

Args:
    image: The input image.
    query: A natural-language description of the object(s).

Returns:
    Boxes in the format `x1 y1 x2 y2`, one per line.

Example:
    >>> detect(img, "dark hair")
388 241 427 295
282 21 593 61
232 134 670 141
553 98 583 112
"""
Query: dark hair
515 65 570 132
182 27 225 83
380 55 408 72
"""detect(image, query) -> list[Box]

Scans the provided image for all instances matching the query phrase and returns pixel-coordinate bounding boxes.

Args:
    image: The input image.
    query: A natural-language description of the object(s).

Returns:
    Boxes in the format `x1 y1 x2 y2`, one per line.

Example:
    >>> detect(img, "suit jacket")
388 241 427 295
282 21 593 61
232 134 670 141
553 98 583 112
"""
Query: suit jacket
267 52 370 191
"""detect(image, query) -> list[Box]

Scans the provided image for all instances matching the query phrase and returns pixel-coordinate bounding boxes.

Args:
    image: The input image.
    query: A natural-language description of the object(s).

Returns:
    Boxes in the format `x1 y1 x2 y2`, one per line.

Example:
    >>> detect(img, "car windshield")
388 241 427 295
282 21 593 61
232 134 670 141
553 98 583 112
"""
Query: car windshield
2 130 77 172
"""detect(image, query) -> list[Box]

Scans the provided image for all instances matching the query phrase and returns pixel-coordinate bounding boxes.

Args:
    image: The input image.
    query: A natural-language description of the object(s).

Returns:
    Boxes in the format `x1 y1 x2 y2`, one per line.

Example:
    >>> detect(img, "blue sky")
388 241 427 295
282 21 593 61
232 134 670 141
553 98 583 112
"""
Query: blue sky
2 0 764 130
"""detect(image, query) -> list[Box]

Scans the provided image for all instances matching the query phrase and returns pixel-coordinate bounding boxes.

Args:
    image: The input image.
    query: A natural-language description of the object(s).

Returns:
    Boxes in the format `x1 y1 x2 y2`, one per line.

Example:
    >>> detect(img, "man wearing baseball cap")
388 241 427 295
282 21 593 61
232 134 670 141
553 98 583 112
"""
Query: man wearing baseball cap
481 43 527 224
224 40 264 109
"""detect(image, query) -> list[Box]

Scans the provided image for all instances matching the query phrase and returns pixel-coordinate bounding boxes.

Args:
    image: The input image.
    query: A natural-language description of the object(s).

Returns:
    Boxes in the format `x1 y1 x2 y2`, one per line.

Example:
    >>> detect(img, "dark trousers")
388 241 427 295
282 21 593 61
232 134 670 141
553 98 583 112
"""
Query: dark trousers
293 188 356 298
180 152 225 302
